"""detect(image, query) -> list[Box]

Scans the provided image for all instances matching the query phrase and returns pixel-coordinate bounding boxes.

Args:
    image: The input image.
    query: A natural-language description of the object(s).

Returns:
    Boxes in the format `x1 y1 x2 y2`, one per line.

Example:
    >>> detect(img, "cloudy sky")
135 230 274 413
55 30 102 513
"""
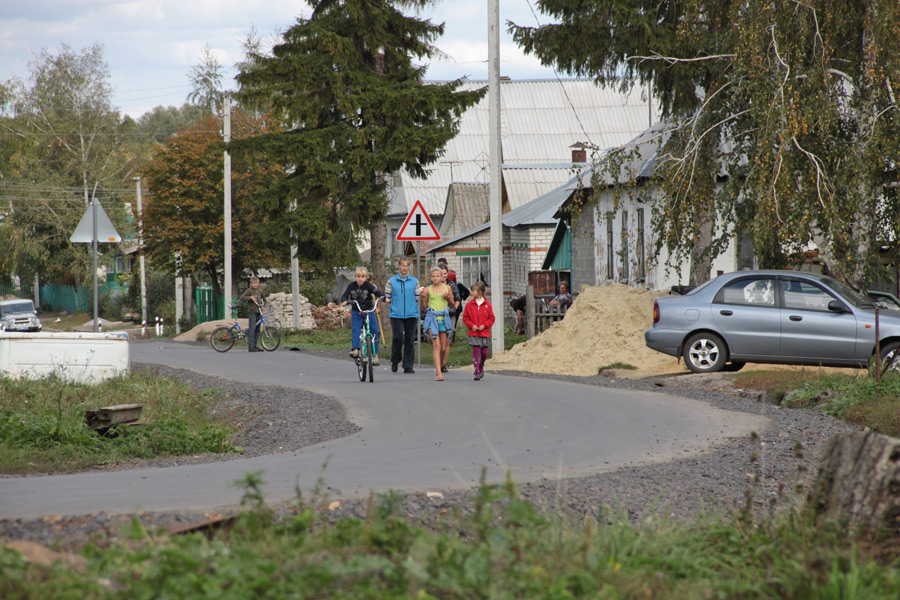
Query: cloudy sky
1 0 562 119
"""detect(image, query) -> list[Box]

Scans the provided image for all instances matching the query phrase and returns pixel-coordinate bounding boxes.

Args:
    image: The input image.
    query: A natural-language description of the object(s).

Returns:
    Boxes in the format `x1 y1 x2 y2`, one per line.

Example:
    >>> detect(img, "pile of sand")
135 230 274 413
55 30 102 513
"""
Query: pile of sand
487 284 682 377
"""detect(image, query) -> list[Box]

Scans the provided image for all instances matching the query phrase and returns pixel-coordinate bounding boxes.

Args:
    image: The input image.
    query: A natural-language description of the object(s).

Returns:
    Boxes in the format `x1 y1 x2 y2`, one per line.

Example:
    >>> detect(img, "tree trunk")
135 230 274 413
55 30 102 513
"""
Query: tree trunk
689 209 715 286
370 219 386 289
808 431 900 536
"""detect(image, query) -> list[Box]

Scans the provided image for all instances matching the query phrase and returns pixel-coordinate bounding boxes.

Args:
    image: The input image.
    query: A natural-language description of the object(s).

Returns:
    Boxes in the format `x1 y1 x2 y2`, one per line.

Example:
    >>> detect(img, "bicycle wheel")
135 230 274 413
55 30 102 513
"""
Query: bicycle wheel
210 326 235 352
366 337 374 382
260 324 281 351
356 351 366 382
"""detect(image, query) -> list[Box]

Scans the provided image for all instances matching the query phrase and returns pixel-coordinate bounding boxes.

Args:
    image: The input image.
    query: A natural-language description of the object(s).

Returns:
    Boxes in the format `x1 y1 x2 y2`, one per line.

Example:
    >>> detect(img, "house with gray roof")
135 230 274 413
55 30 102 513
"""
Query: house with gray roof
382 78 655 261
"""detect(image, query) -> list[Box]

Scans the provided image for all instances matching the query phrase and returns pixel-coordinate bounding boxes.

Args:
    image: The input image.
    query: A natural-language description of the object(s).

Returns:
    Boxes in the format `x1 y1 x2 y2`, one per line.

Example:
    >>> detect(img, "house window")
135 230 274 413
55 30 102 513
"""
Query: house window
461 255 490 286
606 212 614 280
636 208 645 281
621 210 629 282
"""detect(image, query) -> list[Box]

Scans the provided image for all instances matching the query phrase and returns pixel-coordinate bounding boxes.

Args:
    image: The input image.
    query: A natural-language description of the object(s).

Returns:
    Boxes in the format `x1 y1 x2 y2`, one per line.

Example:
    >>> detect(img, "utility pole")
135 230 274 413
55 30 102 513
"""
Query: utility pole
134 177 148 331
488 0 504 355
223 97 232 317
290 200 300 329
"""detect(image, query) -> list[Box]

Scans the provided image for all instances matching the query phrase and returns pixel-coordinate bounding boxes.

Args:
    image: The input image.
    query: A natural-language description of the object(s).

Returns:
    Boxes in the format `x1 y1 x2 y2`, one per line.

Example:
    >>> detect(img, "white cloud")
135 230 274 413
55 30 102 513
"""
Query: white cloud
1 0 559 118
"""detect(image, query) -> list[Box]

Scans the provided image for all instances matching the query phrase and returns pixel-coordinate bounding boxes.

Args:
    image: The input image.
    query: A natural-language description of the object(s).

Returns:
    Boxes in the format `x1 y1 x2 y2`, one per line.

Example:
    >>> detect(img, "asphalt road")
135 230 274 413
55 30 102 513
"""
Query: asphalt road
0 341 768 520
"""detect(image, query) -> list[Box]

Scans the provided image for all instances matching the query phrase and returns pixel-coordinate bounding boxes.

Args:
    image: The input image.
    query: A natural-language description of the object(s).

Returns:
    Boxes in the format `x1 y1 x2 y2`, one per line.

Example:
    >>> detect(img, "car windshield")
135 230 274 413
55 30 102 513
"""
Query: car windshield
821 277 870 307
0 301 35 316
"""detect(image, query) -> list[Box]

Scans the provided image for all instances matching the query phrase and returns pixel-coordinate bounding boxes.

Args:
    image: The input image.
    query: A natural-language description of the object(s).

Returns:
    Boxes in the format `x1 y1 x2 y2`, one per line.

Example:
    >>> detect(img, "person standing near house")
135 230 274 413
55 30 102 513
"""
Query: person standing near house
384 258 420 374
239 276 265 352
462 281 495 380
437 257 457 283
549 282 574 309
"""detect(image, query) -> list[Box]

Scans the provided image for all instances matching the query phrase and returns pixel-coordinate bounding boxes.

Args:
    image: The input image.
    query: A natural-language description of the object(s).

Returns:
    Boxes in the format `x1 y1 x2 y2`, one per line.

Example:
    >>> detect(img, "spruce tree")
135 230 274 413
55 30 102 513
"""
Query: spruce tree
236 0 485 278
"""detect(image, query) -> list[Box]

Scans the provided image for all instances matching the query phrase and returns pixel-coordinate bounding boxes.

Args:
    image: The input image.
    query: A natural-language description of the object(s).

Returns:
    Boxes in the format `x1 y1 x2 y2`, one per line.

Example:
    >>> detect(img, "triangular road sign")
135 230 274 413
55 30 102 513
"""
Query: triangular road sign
70 199 122 243
396 200 440 241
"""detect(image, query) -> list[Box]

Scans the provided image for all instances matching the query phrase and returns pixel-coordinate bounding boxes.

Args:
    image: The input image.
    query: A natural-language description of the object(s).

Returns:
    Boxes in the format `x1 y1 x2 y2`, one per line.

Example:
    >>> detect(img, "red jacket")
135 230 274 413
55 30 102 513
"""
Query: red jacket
462 298 495 338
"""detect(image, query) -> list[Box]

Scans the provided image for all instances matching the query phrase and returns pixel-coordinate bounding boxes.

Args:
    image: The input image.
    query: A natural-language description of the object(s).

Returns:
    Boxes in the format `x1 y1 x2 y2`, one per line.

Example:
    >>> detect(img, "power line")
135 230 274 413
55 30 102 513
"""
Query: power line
524 0 595 150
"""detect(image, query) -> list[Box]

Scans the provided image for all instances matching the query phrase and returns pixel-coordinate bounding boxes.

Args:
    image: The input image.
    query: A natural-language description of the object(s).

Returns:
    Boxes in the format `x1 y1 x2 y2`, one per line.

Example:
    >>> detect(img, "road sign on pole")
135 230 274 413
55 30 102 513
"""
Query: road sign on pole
396 200 440 241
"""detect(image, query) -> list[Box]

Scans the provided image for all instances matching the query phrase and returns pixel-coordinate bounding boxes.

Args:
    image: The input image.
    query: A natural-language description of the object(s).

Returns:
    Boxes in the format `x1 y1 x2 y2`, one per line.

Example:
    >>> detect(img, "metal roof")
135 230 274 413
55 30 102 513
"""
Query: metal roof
391 79 656 216
428 171 582 253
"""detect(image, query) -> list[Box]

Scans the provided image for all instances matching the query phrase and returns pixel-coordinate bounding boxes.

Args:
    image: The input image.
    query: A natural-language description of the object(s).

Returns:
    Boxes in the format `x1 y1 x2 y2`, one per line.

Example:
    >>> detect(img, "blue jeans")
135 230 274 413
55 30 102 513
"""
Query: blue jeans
351 311 379 354
248 311 260 350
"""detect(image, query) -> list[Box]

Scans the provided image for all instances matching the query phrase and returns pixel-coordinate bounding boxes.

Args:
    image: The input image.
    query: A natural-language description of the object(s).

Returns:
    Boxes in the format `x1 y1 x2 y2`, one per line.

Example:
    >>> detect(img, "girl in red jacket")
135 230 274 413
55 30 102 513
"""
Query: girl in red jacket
462 281 495 380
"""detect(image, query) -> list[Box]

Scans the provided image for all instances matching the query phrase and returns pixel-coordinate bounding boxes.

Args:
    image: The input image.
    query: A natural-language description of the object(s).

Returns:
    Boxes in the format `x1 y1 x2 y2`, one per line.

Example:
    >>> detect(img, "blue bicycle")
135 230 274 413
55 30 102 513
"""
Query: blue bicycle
210 302 281 352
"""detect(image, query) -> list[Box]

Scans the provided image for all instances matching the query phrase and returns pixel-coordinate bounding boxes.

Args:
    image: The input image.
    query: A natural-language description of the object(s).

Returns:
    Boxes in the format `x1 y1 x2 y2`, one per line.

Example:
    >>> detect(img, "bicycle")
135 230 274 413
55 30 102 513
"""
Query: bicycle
210 302 281 353
350 298 381 383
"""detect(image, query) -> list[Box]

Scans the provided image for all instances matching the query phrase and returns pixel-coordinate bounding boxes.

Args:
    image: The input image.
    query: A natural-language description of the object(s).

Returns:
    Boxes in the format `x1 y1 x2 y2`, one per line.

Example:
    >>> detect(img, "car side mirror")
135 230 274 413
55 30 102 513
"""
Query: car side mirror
828 300 849 313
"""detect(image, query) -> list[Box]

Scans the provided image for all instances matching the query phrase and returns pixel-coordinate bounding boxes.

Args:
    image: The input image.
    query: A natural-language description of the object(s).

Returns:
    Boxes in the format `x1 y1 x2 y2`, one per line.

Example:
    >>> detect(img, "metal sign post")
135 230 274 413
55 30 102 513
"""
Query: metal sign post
395 201 440 369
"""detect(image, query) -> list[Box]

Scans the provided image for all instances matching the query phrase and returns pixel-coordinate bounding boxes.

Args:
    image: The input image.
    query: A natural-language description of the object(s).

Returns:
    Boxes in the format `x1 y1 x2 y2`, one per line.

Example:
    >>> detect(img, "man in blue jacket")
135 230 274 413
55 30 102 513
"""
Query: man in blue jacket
384 257 420 374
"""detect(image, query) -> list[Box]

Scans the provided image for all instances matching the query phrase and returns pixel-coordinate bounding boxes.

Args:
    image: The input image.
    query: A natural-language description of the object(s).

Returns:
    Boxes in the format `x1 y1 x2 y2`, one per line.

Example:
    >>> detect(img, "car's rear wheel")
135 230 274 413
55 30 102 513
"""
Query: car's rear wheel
683 332 727 373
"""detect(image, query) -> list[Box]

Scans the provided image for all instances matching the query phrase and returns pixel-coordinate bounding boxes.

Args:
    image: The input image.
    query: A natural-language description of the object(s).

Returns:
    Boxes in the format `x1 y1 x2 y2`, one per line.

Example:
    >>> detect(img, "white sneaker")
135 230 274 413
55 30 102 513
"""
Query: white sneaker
373 356 380 366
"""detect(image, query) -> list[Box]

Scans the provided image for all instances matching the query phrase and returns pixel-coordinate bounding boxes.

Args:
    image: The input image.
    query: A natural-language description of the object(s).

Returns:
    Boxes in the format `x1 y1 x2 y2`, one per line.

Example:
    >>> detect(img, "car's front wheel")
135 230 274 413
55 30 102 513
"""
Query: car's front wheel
683 332 728 373
874 341 900 375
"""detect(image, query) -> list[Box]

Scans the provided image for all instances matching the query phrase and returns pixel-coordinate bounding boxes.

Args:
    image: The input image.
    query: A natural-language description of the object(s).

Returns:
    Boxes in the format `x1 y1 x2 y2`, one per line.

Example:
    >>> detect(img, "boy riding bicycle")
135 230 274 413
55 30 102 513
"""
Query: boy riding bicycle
341 267 384 364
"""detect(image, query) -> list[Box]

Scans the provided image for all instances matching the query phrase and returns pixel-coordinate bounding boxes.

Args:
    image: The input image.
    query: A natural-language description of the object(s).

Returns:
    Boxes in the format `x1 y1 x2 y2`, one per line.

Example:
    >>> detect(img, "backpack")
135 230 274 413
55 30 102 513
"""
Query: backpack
456 282 470 301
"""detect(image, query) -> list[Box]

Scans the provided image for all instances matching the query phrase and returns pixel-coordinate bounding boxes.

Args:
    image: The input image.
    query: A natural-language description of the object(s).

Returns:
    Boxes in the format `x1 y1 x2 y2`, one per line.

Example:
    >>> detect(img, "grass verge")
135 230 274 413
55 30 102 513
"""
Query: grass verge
282 321 528 368
3 474 900 599
731 368 900 437
0 372 239 474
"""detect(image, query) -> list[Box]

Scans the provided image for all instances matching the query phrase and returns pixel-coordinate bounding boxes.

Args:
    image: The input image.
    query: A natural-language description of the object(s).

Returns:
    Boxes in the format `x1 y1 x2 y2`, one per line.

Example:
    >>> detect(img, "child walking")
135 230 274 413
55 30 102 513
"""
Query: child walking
461 281 495 380
420 267 457 381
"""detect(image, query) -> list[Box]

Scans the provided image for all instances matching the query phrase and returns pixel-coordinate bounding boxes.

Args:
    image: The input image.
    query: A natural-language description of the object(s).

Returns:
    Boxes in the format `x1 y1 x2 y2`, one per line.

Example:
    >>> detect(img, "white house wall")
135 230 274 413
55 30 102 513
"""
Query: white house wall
589 186 738 290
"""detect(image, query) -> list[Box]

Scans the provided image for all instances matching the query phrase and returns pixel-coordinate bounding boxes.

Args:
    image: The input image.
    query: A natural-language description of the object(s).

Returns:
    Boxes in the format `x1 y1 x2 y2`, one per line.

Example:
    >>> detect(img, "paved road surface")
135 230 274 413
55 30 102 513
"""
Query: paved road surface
0 341 767 519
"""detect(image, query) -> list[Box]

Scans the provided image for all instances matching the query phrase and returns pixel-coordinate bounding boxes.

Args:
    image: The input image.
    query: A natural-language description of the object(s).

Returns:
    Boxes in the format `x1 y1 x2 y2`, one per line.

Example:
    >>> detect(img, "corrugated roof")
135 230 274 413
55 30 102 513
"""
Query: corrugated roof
392 79 655 216
429 171 582 253
439 182 489 239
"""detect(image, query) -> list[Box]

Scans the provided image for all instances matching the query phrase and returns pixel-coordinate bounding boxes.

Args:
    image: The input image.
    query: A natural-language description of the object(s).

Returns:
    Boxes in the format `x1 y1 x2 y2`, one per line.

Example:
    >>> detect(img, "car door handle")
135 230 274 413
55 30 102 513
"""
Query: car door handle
719 310 733 316
789 315 803 321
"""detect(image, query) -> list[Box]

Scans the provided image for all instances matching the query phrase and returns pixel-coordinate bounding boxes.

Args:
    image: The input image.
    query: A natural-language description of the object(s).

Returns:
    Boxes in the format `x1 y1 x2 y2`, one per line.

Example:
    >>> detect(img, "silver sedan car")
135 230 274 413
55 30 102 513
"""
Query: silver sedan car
645 270 900 373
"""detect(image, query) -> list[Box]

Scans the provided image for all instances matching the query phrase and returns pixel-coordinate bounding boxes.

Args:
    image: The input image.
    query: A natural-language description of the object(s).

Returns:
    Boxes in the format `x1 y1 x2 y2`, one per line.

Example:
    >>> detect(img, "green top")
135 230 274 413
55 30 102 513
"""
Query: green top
427 284 450 317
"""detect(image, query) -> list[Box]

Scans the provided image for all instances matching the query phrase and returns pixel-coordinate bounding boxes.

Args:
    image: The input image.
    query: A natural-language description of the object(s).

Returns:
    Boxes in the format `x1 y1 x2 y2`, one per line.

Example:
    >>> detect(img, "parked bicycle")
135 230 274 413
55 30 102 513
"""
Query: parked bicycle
210 302 281 352
352 298 381 383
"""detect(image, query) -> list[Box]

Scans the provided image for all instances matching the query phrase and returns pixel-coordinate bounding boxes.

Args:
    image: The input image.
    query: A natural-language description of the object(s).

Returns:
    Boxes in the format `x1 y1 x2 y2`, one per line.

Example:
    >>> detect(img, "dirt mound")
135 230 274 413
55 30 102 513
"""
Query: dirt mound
487 284 682 377
174 319 248 342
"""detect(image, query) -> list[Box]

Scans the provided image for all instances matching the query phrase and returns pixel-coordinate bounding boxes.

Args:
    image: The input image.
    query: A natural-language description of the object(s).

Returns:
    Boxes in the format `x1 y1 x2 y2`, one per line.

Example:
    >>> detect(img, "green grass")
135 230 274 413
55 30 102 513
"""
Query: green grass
282 322 528 368
0 372 239 474
3 474 900 599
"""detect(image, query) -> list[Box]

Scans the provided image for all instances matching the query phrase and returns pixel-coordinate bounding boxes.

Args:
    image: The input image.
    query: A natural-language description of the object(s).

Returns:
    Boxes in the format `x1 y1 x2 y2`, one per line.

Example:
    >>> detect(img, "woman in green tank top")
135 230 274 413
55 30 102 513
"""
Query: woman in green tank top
421 267 457 380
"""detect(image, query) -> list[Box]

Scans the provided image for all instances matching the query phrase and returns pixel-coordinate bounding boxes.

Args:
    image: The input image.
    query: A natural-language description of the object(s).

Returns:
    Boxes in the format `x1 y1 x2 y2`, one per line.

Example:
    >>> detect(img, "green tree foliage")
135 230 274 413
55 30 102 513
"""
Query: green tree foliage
235 0 485 272
186 45 225 115
141 111 288 296
513 0 900 288
0 43 137 284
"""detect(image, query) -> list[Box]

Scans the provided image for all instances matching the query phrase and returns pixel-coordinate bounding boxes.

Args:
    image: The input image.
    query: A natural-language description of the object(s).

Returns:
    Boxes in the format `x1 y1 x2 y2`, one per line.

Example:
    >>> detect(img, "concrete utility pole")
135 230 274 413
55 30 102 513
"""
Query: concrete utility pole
134 177 148 330
290 200 300 329
223 98 232 317
488 0 505 355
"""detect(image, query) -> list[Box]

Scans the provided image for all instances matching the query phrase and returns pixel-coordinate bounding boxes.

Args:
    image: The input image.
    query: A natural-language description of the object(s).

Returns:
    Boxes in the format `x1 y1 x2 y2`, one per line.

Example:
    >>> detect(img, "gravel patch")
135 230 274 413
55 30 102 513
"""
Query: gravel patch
0 354 860 551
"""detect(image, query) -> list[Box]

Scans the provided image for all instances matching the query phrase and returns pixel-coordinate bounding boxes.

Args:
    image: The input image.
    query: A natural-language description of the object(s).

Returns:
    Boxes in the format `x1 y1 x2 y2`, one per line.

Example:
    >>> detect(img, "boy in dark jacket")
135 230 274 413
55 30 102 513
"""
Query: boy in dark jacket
341 267 384 363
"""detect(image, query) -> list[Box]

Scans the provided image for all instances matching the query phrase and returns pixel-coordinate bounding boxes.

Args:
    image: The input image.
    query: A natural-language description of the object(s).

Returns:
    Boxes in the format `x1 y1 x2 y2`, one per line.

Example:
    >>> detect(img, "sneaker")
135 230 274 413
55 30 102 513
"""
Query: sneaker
373 356 380 366
441 365 449 373
475 372 484 380
391 362 398 373
403 368 415 374
349 349 359 358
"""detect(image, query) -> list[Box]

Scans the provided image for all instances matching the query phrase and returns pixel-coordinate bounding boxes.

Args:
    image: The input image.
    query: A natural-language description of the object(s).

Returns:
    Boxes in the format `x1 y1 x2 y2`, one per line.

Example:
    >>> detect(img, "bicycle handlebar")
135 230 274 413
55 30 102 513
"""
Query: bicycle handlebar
350 297 381 313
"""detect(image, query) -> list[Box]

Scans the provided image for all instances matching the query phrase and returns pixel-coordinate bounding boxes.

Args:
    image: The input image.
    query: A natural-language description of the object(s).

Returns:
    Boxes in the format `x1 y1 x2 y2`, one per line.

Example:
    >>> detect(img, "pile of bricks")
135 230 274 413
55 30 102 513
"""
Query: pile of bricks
311 303 353 330
263 292 316 330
